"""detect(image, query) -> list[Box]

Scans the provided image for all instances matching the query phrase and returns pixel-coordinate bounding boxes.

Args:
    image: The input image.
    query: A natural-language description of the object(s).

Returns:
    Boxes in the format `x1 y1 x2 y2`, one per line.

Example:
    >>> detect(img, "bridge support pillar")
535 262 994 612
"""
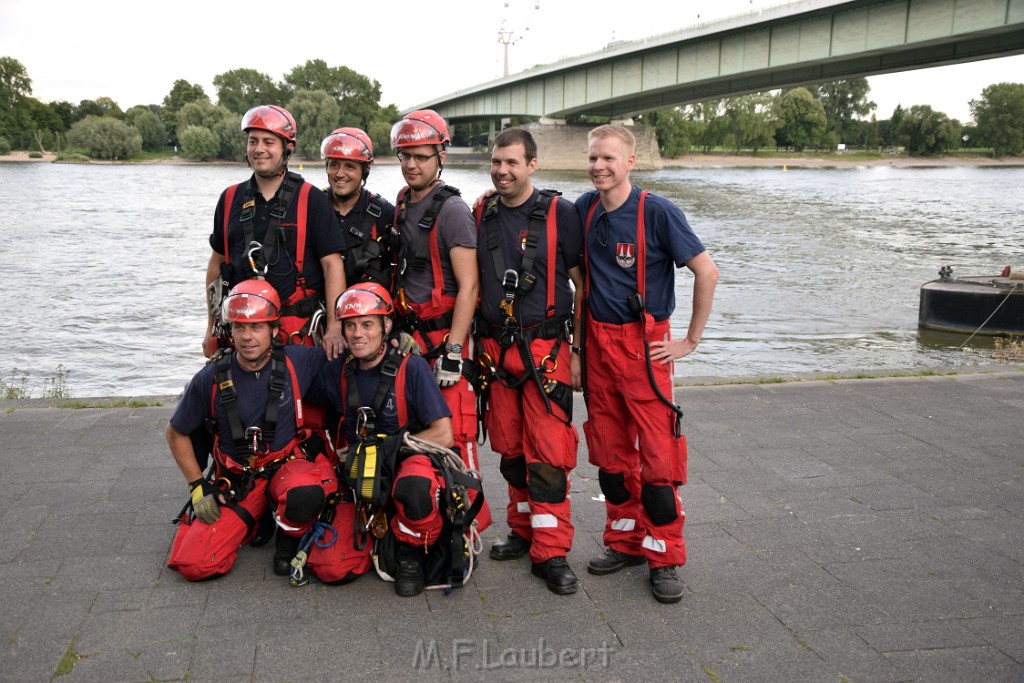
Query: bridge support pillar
520 121 662 171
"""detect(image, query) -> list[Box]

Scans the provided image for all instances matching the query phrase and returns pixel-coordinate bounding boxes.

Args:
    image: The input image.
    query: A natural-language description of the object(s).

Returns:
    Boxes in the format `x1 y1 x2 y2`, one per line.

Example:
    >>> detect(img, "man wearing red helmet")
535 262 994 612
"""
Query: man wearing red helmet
320 283 483 597
204 104 347 362
388 109 490 532
320 128 396 287
167 280 371 583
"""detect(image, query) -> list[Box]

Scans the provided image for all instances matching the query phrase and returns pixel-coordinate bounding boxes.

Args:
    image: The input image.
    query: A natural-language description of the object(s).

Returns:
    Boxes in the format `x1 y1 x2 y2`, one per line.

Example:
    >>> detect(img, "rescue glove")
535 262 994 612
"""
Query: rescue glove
394 332 422 357
434 347 464 388
189 478 221 524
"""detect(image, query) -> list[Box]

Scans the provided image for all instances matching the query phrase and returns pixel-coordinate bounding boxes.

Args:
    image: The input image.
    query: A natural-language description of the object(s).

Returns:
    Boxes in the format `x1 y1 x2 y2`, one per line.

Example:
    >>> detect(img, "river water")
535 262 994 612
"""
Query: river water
1 160 1021 397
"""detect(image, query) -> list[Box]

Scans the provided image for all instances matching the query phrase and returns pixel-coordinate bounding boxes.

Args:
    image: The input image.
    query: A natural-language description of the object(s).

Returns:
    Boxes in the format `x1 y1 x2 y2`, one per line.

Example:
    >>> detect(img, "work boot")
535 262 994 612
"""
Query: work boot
531 556 579 595
650 566 685 604
273 530 300 576
587 547 645 575
250 509 276 547
490 532 531 561
394 542 425 597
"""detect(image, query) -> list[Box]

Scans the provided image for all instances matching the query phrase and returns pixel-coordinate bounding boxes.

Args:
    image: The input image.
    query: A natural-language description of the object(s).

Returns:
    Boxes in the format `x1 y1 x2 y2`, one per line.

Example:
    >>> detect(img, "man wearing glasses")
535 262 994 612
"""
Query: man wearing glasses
388 109 491 533
575 124 718 604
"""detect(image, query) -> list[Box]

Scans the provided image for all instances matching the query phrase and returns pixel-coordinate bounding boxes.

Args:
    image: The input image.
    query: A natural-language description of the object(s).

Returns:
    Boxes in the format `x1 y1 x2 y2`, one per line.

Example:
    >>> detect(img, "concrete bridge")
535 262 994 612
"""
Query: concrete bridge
414 0 1024 169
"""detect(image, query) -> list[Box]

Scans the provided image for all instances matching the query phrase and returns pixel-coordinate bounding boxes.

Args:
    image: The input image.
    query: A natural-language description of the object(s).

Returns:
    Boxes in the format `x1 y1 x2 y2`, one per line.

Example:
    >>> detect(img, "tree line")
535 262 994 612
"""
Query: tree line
1 56 1022 160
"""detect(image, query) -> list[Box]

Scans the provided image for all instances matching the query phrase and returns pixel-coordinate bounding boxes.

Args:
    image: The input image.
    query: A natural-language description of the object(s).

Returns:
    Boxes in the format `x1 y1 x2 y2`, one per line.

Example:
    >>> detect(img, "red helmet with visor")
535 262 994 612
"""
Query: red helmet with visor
321 127 374 164
335 282 394 321
222 280 282 324
241 105 297 144
390 109 450 149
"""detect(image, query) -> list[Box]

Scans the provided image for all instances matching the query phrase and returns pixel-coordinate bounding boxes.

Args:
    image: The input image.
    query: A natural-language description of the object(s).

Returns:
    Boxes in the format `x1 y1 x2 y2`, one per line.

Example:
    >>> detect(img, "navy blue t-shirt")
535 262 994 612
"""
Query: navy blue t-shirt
211 173 345 302
329 188 396 284
317 354 451 444
170 345 327 462
478 189 582 328
575 185 705 323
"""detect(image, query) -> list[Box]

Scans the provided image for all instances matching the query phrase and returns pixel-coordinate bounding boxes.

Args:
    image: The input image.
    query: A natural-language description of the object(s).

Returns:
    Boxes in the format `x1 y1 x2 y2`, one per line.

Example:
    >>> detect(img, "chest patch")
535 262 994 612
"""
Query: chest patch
616 243 636 269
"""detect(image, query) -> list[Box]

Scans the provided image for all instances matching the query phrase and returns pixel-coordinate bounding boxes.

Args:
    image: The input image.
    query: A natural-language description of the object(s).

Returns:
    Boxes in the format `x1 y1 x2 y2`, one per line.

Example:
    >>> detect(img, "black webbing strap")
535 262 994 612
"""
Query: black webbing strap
240 172 302 275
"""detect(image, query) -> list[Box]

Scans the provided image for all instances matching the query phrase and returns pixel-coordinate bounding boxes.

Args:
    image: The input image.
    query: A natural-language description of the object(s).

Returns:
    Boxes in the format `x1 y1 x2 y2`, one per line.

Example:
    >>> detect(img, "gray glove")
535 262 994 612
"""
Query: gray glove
189 478 221 524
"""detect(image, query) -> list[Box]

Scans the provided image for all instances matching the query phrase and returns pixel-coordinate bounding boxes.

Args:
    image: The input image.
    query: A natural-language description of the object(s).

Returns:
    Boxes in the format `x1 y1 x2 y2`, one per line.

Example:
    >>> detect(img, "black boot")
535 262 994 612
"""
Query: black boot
273 530 300 576
531 556 579 595
394 542 425 597
490 532 531 561
250 509 276 547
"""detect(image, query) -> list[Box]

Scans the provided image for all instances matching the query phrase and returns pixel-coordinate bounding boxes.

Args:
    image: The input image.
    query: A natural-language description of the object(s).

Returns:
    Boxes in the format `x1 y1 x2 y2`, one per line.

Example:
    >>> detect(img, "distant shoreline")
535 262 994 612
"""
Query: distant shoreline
2 149 1020 168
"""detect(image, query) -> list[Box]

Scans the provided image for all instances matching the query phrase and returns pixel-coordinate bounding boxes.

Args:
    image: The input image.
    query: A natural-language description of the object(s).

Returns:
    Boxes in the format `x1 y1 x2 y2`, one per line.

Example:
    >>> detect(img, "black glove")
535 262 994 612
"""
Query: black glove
189 478 221 524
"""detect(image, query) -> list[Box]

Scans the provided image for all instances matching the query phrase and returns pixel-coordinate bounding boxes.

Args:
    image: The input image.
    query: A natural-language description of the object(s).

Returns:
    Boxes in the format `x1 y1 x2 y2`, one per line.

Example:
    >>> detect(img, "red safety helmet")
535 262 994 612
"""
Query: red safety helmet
241 105 297 144
321 127 374 164
223 280 282 323
390 109 450 149
335 282 394 320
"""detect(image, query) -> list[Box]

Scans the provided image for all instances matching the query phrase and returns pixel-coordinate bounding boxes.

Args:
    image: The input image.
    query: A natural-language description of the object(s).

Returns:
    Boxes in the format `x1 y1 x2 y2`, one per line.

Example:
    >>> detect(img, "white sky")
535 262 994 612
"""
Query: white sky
2 0 1022 124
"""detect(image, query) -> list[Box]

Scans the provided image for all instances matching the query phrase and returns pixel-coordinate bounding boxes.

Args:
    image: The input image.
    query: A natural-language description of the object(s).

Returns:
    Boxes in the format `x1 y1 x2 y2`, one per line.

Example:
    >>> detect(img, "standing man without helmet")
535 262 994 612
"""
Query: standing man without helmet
389 109 491 532
576 124 718 604
320 128 396 287
204 104 346 362
475 127 583 595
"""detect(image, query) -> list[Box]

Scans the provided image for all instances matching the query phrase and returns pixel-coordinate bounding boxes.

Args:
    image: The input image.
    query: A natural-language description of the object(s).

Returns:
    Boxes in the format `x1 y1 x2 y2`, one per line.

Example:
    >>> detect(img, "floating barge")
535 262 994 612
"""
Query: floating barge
919 266 1024 335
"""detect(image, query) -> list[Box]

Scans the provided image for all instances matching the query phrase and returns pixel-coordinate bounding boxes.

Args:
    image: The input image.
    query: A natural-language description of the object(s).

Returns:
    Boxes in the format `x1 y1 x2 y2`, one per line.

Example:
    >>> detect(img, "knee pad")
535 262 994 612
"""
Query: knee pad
598 469 630 505
499 455 528 490
392 475 434 521
641 484 678 527
526 462 567 504
281 484 325 525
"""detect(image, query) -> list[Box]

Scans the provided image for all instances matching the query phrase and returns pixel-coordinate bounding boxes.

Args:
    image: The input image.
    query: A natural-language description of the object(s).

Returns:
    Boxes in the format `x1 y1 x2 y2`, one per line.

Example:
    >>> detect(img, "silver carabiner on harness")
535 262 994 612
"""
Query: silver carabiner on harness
355 407 374 438
247 241 268 277
245 426 264 455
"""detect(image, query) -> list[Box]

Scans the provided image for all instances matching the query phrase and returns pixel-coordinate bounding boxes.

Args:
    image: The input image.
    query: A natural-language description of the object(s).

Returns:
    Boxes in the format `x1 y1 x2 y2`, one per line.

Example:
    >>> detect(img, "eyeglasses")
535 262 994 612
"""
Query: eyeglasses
396 151 437 165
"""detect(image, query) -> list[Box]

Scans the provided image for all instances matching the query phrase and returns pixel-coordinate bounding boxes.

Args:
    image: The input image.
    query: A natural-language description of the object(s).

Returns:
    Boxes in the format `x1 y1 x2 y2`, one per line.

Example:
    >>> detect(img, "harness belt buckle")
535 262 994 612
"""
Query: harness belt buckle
501 269 519 292
245 426 263 455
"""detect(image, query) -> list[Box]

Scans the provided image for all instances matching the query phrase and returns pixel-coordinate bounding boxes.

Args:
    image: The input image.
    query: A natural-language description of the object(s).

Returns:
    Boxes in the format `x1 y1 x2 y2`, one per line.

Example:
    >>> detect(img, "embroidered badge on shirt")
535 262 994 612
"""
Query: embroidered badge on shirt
616 243 636 268
518 229 529 254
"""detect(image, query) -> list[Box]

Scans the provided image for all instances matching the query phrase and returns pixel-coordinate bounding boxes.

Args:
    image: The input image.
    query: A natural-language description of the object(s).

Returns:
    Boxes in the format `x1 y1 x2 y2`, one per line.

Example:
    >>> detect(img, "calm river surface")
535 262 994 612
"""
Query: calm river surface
1 160 1021 397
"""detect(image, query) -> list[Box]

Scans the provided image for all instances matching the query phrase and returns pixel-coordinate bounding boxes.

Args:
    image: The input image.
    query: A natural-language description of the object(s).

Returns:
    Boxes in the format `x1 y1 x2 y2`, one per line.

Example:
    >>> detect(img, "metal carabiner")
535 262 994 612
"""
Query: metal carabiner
355 407 373 438
539 354 558 373
246 241 268 277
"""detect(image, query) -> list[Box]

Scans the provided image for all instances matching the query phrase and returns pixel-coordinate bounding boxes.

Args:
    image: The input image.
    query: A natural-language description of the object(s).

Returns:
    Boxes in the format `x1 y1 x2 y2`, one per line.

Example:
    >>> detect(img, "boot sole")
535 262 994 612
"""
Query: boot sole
586 555 645 575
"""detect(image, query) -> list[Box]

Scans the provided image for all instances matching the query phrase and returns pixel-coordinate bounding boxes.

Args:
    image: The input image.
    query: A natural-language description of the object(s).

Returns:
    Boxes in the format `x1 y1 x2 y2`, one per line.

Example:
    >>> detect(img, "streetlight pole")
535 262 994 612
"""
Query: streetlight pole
497 25 515 77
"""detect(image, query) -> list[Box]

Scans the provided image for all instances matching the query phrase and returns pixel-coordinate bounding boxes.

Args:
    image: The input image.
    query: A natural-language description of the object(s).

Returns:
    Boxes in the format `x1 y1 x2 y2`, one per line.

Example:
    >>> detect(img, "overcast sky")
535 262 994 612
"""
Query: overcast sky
3 0 1021 124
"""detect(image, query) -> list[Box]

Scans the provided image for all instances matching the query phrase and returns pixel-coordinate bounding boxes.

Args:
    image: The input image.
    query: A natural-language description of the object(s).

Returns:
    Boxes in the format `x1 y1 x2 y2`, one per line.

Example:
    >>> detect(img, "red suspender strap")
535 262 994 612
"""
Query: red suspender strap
293 183 312 277
395 357 409 426
284 356 304 429
583 198 600 298
545 194 559 316
223 184 240 264
636 191 648 301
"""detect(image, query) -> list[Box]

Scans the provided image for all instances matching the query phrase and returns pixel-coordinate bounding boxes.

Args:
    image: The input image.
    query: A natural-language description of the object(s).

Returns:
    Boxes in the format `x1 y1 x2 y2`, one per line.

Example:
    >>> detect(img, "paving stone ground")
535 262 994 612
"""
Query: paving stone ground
1 369 1022 682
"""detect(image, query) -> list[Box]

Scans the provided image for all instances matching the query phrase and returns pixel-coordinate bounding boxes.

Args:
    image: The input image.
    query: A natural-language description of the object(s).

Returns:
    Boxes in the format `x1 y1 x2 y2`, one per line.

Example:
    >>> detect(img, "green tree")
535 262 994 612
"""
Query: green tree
49 100 78 129
368 103 400 155
94 96 124 119
179 124 220 161
813 78 875 142
283 60 382 131
774 87 826 150
682 100 722 152
162 79 209 145
214 68 282 115
895 105 960 155
970 82 1024 158
127 108 167 151
67 116 142 159
178 100 230 130
212 114 244 160
0 56 34 146
286 89 340 159
645 108 701 156
721 93 777 153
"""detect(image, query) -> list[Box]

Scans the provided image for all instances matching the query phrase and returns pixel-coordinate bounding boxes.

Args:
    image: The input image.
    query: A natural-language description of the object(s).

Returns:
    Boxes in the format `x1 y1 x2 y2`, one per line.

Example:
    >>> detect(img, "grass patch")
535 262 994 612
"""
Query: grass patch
53 635 78 677
701 664 722 682
55 398 163 409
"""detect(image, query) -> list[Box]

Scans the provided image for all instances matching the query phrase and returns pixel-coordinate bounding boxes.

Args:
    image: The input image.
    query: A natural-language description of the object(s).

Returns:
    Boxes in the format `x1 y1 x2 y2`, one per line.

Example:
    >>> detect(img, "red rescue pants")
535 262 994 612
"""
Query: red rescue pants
583 317 688 568
481 336 578 562
389 454 445 549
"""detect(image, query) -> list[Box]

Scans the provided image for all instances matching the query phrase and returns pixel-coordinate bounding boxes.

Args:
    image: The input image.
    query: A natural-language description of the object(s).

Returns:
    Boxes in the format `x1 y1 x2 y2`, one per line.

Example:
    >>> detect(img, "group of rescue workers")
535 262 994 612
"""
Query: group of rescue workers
165 103 719 605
